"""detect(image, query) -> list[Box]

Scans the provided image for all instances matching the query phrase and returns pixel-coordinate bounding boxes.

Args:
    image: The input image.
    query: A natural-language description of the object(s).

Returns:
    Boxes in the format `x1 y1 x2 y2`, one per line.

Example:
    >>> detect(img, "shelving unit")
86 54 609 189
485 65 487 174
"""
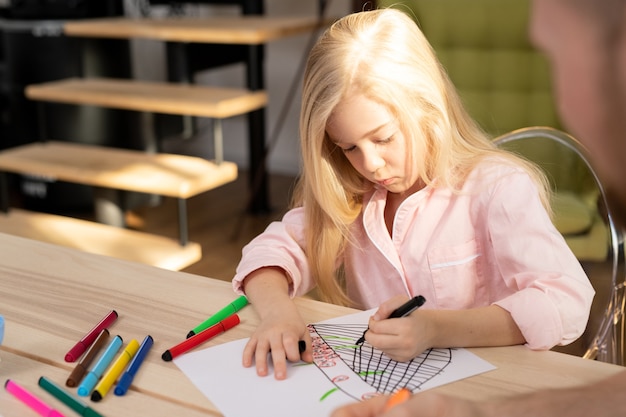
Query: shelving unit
0 77 266 270
0 140 243 270
0 13 324 270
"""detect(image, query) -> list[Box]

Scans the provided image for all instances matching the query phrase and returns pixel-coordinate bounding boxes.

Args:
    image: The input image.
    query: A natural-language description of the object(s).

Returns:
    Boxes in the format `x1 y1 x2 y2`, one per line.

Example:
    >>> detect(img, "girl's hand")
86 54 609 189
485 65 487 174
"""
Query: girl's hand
240 266 312 380
365 295 433 362
242 297 312 380
365 296 526 362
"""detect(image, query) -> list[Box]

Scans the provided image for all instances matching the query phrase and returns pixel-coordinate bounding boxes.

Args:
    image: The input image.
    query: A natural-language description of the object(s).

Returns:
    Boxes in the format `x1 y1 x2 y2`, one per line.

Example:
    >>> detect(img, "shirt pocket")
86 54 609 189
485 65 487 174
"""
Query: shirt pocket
427 239 482 308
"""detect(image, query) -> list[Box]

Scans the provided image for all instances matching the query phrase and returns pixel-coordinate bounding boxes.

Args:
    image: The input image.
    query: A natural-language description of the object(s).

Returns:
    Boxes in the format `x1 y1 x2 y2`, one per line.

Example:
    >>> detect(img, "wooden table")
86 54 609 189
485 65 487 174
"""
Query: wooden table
63 16 333 214
0 233 623 416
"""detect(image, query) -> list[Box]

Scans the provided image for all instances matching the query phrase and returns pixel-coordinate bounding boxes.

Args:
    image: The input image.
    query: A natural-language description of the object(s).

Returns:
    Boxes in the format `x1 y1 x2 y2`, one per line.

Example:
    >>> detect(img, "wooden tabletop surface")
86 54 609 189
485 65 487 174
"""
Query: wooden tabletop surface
0 233 623 416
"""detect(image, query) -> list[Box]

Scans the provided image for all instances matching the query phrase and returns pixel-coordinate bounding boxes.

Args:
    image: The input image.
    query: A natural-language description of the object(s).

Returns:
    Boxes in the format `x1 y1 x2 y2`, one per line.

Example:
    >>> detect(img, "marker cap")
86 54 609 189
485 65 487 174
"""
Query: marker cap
65 342 87 363
115 372 134 395
231 295 248 310
77 373 97 397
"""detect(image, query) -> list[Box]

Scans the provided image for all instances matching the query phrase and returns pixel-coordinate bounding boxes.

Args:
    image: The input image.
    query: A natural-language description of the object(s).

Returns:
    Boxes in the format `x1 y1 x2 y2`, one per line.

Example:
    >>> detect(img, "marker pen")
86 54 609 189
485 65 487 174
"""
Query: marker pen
0 314 4 345
115 335 153 396
187 295 248 338
0 314 4 362
384 387 412 411
77 335 123 397
5 379 66 417
65 310 118 362
38 376 104 417
163 314 240 361
91 339 139 402
66 329 110 387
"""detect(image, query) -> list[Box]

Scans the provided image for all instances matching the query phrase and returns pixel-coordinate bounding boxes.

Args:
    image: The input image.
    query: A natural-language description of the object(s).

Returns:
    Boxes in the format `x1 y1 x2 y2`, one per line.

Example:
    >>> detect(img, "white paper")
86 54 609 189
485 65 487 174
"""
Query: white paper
174 309 496 417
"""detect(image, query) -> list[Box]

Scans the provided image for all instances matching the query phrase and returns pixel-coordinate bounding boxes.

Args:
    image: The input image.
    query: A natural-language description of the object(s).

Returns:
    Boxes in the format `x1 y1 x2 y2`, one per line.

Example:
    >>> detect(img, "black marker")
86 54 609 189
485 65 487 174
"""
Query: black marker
356 295 426 345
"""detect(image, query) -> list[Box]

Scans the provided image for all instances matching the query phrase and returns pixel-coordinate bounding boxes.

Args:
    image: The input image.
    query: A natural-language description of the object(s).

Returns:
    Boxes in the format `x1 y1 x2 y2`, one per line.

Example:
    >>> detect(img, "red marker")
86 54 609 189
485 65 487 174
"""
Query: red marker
65 310 118 362
162 314 240 361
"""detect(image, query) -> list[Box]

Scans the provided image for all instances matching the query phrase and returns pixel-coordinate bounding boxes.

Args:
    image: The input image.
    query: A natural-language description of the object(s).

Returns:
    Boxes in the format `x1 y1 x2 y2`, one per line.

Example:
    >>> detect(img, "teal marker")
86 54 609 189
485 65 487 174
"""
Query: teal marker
77 335 123 397
187 296 248 338
38 376 104 417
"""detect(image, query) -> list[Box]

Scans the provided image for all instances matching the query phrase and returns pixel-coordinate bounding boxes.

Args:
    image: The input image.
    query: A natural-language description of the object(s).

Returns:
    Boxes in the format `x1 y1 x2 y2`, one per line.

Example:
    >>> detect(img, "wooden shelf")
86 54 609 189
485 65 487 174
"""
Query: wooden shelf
0 141 237 199
25 77 268 119
0 208 201 271
63 16 334 44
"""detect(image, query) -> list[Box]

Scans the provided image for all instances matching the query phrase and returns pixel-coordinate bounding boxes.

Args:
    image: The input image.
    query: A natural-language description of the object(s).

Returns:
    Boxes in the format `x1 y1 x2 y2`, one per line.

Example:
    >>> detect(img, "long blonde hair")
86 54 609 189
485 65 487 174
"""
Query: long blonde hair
295 8 550 306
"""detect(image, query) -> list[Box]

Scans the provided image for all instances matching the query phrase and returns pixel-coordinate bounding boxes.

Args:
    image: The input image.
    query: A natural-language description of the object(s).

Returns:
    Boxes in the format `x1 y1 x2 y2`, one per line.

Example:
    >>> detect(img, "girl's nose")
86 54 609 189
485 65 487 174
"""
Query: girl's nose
362 150 385 174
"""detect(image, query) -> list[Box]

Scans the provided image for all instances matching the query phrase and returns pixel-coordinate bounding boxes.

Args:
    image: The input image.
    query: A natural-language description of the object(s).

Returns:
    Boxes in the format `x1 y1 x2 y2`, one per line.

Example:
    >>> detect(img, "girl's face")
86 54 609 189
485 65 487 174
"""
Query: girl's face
326 94 422 195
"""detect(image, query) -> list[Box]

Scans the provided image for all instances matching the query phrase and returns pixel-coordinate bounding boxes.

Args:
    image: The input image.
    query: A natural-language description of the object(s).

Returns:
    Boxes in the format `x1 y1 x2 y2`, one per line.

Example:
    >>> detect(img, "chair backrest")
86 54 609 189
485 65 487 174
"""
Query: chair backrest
496 129 601 262
493 126 626 365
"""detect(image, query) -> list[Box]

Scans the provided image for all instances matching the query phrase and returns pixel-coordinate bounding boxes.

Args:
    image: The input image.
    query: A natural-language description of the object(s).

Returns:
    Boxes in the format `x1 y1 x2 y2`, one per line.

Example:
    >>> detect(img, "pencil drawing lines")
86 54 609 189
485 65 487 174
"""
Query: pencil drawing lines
308 323 452 400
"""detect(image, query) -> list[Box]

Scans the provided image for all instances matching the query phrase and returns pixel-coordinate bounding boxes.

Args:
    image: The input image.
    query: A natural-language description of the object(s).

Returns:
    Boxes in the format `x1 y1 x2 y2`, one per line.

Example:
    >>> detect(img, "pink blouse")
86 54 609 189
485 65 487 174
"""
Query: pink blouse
233 161 594 350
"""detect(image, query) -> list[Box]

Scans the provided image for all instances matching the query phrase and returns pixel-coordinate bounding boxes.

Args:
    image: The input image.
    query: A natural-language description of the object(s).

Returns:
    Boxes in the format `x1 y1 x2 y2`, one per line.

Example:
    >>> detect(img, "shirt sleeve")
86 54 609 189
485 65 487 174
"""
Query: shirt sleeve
232 207 314 297
485 169 595 350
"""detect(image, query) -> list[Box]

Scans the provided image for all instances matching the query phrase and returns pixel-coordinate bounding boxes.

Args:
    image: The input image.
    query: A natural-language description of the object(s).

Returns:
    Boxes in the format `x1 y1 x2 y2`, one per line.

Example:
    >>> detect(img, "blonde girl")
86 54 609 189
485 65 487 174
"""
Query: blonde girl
233 8 593 380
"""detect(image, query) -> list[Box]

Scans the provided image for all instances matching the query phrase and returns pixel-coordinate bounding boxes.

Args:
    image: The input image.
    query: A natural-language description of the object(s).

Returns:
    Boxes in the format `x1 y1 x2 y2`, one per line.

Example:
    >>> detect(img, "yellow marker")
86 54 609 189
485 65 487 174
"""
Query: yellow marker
384 387 412 411
91 339 140 402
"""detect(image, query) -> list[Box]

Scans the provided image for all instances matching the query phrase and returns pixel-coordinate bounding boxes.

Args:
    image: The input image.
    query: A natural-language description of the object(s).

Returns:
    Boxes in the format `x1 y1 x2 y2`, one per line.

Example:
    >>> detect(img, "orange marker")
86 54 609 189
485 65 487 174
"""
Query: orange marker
384 387 412 411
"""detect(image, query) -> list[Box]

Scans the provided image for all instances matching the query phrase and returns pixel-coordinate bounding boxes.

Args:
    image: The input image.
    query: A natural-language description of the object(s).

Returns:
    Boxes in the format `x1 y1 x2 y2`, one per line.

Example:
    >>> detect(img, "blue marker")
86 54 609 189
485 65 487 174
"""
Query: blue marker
77 335 123 397
114 335 154 396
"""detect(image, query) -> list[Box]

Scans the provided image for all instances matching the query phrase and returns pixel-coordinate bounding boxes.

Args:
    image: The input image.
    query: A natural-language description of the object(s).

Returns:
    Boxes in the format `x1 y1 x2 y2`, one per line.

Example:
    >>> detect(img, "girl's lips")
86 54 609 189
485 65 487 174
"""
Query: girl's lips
377 178 394 186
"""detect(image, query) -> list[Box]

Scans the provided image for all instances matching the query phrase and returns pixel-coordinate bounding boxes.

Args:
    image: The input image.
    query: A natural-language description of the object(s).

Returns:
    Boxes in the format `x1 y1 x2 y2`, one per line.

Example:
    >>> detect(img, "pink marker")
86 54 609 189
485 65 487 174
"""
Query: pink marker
65 310 118 362
5 379 66 417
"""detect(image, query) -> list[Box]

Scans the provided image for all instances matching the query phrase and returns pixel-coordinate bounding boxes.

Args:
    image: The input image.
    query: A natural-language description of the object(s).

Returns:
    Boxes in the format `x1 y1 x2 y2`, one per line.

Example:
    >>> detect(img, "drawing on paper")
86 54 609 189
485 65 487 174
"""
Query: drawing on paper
308 323 453 402
173 309 496 417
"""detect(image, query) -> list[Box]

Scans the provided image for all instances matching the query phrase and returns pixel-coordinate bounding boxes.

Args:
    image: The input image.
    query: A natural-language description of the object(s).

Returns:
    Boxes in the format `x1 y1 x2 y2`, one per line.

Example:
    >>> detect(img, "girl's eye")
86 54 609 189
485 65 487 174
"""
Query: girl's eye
336 143 356 153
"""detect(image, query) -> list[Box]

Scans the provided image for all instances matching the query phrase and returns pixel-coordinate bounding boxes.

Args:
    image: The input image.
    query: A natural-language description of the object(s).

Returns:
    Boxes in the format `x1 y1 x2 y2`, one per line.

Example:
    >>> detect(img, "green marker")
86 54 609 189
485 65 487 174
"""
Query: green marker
38 376 104 417
187 295 249 338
